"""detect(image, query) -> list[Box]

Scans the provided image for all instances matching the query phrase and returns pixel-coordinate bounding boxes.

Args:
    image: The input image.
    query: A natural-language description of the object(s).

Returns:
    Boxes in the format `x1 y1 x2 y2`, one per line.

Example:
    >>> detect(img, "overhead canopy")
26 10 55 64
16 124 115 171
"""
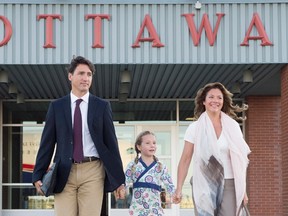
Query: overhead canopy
0 63 284 123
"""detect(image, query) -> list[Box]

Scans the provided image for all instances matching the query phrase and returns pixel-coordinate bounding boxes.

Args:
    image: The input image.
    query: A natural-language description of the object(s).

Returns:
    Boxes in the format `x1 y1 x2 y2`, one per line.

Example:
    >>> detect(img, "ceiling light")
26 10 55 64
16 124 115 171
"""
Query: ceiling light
0 68 8 83
121 69 131 83
243 69 253 83
17 93 25 104
9 83 17 94
231 82 241 94
119 69 131 103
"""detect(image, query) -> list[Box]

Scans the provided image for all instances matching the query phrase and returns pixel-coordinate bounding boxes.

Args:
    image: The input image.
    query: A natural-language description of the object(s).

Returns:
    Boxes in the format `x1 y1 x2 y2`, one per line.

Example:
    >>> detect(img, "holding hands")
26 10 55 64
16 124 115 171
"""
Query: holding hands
172 188 182 204
115 184 126 199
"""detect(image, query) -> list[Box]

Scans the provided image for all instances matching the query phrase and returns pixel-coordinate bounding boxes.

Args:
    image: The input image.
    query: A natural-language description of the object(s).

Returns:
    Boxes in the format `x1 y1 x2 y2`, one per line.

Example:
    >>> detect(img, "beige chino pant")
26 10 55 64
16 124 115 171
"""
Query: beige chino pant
54 160 105 216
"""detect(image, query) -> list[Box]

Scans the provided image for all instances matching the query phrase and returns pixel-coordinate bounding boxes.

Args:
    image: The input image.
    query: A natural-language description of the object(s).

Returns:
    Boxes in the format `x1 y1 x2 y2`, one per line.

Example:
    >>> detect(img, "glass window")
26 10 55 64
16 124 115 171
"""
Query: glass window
111 101 177 122
3 102 49 124
115 126 135 172
2 125 52 209
154 131 171 155
2 100 52 210
2 185 54 210
3 126 43 184
179 101 194 121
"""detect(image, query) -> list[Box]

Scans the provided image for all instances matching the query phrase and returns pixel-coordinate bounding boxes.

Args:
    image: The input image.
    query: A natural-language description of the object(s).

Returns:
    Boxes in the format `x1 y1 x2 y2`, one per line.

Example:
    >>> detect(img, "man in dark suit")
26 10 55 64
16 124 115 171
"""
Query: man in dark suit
32 56 125 216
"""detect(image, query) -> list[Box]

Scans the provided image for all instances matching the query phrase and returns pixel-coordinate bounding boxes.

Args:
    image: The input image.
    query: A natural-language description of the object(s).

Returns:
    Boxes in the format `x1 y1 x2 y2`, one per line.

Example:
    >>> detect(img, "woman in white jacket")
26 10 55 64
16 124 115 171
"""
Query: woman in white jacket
174 82 250 216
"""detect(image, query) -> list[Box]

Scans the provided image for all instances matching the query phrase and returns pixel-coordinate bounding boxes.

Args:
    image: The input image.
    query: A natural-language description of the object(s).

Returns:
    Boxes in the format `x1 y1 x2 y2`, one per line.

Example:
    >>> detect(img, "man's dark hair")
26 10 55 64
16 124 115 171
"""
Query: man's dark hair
67 56 95 75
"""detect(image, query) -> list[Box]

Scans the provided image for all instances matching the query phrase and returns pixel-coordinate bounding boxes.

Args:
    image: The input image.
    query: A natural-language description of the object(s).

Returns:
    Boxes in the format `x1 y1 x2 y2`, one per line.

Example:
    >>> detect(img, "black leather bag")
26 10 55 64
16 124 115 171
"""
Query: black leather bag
40 162 58 197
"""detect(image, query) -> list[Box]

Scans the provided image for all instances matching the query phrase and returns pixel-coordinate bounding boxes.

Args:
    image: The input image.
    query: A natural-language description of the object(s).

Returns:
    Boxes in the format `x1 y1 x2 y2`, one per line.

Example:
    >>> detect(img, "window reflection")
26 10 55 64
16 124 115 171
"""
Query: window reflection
160 188 172 209
111 187 133 209
27 196 54 209
112 126 134 209
2 185 54 209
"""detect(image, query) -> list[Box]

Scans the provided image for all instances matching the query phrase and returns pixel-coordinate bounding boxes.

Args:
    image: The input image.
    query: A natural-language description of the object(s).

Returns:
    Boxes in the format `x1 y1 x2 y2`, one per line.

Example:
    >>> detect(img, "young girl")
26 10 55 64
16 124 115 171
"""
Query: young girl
125 131 175 216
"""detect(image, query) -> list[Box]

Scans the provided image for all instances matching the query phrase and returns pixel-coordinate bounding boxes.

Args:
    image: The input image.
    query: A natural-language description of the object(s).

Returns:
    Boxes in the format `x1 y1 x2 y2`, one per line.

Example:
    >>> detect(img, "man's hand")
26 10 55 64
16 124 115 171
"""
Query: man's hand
34 180 44 196
115 184 125 199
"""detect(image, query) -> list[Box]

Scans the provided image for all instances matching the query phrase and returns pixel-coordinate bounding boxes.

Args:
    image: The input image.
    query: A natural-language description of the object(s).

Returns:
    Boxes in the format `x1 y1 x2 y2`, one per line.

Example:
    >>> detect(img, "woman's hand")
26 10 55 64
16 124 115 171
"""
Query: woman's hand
172 188 182 204
243 192 249 205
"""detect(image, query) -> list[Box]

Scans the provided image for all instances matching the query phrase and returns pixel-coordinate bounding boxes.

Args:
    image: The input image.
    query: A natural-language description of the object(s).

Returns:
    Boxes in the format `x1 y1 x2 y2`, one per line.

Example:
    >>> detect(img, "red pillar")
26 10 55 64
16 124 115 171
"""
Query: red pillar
246 95 282 216
281 64 288 215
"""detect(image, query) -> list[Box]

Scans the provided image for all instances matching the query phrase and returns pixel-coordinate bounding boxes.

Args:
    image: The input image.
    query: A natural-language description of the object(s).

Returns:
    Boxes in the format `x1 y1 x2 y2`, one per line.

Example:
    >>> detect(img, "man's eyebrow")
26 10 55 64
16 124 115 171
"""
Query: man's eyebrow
78 70 92 73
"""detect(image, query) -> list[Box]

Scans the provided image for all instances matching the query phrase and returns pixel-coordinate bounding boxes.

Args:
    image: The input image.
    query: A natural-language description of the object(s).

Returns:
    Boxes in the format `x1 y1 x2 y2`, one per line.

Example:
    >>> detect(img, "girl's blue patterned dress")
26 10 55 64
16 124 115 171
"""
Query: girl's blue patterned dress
125 157 175 216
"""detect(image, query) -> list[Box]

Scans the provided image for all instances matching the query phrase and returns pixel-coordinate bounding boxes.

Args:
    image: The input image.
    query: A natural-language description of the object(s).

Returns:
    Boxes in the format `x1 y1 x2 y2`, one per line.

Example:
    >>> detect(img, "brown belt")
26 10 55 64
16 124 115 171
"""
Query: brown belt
72 156 99 164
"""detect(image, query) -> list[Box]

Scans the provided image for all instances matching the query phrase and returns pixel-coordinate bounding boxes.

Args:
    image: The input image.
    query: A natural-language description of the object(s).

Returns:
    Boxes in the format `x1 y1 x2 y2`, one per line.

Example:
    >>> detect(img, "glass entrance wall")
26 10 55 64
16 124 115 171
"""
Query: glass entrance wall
1 99 245 214
1 100 182 211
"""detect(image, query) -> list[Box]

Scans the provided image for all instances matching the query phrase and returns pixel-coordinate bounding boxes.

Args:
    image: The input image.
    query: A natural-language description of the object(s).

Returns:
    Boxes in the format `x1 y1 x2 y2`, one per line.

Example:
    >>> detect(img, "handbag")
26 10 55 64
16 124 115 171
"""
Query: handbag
237 202 251 216
40 162 58 197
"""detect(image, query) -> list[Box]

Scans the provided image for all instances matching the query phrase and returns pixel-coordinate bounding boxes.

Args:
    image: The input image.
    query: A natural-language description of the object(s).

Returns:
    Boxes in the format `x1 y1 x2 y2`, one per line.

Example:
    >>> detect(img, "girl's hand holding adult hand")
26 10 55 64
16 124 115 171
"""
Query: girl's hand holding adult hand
173 188 182 204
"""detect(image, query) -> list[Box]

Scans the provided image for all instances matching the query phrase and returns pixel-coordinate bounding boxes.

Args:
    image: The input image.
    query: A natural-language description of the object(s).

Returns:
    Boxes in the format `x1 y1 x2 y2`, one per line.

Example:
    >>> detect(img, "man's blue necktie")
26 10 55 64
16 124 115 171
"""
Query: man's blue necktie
73 99 84 162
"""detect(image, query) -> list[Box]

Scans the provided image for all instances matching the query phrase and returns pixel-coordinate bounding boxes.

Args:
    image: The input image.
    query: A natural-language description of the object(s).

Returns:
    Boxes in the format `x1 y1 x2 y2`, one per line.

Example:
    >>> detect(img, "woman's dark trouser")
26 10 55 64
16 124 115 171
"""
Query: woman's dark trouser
218 179 236 216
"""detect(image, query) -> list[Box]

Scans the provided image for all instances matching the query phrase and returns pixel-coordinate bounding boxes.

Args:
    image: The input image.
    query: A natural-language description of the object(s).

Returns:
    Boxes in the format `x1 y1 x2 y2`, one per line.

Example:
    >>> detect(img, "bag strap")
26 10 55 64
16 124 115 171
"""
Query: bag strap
237 202 250 216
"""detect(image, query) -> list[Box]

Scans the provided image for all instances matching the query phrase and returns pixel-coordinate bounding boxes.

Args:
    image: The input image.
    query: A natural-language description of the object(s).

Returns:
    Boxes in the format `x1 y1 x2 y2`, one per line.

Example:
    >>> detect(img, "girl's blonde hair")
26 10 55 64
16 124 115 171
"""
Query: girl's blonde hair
132 131 162 171
194 82 248 121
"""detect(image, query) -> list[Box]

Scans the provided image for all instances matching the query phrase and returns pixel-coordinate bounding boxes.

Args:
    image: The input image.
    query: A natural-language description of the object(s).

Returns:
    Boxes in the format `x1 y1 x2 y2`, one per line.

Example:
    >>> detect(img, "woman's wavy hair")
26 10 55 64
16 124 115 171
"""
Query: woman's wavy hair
194 82 248 121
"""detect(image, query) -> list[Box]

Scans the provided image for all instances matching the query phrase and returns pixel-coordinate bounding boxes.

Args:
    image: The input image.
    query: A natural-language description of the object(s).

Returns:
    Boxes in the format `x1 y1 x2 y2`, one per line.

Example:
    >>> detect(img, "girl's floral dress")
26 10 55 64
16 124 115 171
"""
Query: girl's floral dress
125 157 175 216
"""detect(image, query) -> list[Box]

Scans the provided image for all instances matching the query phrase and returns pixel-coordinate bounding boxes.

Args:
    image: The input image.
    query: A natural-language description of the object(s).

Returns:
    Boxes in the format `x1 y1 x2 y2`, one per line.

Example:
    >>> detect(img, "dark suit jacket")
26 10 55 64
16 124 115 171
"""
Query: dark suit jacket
32 94 125 193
